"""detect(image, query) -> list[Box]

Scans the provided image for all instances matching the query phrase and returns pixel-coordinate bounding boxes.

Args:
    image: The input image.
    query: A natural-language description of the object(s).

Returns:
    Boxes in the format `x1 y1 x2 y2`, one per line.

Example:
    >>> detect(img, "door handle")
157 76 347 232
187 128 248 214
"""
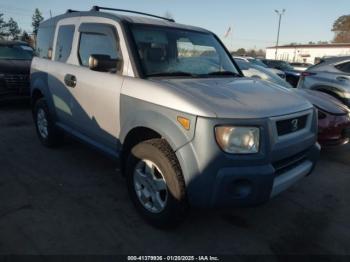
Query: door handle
64 74 77 88
336 76 348 82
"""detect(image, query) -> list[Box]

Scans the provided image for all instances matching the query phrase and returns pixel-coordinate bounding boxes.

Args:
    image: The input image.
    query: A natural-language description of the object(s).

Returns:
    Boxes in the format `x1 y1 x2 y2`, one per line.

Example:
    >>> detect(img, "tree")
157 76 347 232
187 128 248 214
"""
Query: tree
6 18 21 40
332 15 350 43
32 8 44 36
246 49 257 57
255 49 266 57
0 13 7 39
236 48 246 55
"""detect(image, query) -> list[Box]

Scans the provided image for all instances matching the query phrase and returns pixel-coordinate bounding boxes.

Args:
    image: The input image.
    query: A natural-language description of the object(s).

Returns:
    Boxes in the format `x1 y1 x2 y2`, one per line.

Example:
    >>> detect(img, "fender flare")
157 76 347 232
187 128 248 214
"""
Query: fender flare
119 109 196 152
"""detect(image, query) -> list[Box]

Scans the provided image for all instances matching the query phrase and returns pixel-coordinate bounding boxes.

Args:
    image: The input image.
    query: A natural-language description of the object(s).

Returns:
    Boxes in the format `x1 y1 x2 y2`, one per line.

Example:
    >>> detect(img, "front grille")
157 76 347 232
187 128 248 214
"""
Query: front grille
276 115 308 136
273 150 307 177
3 74 30 89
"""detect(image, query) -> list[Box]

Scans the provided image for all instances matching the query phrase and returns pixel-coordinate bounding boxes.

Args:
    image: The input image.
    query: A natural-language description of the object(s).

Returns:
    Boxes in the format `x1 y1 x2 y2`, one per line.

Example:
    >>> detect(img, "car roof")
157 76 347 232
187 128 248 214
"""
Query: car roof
40 10 211 34
0 40 29 46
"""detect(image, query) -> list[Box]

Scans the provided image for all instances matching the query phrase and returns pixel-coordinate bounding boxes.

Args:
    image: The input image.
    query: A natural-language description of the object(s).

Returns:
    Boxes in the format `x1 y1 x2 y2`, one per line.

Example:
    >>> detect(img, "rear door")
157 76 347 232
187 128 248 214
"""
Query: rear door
47 17 79 130
318 61 350 95
305 61 350 98
334 61 350 83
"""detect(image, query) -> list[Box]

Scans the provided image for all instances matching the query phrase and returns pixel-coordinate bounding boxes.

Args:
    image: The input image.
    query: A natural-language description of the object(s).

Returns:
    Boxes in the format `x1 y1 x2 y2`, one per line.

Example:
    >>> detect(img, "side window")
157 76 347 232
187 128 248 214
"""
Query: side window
36 26 55 59
54 25 75 62
78 24 122 71
335 62 350 73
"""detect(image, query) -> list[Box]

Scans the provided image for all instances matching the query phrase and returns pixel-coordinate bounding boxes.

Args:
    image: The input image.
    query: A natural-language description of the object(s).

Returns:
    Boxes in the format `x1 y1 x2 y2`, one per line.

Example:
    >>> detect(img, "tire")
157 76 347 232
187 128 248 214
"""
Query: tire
33 98 63 147
126 139 188 228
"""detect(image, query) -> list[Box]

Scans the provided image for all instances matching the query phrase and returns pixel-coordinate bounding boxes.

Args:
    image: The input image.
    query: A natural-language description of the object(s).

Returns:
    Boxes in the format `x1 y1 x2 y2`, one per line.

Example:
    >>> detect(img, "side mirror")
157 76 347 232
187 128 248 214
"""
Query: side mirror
88 54 122 72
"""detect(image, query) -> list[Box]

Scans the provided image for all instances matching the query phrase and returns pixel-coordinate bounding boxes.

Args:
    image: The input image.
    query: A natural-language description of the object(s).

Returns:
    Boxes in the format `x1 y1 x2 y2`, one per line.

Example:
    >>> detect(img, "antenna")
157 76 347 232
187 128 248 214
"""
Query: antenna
90 6 175 22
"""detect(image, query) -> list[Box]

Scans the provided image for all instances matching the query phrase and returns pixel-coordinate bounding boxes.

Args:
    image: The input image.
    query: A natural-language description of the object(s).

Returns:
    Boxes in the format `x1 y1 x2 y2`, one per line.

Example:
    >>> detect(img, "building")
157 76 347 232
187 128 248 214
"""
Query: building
266 43 350 64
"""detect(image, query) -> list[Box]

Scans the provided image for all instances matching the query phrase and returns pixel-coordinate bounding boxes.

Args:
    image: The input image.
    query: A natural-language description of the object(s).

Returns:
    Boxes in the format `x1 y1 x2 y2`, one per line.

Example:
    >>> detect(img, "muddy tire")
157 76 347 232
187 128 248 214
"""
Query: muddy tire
126 139 188 229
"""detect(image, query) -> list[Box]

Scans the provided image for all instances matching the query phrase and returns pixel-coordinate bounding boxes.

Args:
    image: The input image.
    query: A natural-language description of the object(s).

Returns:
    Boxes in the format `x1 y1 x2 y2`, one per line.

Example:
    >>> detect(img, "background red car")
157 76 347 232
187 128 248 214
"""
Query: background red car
237 59 350 147
295 89 350 147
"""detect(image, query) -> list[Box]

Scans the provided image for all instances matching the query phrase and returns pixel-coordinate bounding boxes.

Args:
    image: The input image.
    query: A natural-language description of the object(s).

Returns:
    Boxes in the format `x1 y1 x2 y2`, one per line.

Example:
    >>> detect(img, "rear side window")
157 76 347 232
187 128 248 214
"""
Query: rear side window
54 25 75 62
36 26 55 59
335 62 350 73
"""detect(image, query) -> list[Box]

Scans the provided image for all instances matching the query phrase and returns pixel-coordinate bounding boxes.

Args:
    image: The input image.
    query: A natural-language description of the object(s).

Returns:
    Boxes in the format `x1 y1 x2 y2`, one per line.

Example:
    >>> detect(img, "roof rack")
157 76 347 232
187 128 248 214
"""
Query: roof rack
90 6 175 23
66 9 80 13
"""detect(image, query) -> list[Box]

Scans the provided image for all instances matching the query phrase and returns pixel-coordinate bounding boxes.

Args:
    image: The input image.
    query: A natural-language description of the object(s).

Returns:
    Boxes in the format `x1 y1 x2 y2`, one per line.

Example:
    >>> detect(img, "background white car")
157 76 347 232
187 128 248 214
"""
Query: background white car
233 56 286 79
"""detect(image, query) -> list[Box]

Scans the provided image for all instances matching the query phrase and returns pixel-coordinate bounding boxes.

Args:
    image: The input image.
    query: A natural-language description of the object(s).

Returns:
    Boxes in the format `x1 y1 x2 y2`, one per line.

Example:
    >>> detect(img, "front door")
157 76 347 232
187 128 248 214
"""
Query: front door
48 17 129 152
65 21 125 150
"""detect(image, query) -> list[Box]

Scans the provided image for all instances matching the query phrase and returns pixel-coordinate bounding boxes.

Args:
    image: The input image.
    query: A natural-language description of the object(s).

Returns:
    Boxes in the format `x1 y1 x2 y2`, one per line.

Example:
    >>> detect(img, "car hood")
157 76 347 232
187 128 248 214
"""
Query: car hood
155 77 312 118
0 59 31 74
294 89 349 115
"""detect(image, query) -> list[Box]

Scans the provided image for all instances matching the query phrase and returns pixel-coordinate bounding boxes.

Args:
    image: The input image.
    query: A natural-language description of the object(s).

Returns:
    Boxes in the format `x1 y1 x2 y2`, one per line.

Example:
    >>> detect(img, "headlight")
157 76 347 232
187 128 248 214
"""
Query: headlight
215 126 260 154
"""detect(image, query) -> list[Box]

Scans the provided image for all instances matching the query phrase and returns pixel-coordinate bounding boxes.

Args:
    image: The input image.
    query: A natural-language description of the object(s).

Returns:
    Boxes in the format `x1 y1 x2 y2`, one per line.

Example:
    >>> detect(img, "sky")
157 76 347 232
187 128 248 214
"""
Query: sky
0 0 348 50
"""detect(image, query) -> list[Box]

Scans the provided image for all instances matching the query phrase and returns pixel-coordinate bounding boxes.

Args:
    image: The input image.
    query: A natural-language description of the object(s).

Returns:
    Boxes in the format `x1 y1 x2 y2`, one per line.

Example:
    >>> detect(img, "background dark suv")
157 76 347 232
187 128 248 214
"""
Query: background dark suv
261 59 301 87
0 40 33 101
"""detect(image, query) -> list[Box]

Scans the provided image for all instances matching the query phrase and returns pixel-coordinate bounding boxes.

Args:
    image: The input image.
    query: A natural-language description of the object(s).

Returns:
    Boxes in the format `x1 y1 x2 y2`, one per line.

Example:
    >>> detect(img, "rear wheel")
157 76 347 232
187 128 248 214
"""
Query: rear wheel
33 98 63 147
126 139 188 228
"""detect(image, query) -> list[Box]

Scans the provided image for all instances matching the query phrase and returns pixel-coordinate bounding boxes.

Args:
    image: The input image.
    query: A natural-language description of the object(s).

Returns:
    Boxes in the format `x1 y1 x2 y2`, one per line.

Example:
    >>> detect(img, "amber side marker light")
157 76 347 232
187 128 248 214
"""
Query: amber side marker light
177 116 190 130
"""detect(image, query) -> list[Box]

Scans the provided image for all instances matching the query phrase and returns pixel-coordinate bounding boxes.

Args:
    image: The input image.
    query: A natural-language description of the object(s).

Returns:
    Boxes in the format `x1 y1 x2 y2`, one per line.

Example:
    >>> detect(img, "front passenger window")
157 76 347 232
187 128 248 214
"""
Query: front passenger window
78 32 121 70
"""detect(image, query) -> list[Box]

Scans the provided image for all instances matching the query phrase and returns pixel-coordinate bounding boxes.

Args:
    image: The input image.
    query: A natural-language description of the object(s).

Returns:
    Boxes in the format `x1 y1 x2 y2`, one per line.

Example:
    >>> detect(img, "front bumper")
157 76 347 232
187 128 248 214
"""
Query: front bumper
176 111 320 208
216 144 319 207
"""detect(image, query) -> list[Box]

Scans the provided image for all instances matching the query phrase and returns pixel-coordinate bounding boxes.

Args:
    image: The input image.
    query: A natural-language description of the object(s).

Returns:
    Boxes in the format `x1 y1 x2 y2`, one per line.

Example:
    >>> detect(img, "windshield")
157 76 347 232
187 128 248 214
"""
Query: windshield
0 45 33 60
279 61 294 70
248 58 268 68
130 25 239 77
267 60 294 71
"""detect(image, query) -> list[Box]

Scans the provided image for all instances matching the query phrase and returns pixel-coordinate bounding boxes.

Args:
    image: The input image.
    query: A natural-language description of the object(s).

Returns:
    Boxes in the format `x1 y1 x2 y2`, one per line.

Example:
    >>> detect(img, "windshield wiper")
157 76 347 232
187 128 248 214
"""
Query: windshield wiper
147 71 199 77
206 71 241 77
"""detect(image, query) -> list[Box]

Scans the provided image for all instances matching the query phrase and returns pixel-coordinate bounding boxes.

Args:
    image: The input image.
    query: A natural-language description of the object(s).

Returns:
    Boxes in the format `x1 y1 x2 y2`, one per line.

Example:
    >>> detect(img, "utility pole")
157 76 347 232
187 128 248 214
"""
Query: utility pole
274 9 285 60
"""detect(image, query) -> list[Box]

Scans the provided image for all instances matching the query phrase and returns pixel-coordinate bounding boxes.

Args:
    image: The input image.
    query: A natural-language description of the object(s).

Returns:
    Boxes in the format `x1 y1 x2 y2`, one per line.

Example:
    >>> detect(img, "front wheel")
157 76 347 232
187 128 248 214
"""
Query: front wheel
33 98 63 147
126 139 188 229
